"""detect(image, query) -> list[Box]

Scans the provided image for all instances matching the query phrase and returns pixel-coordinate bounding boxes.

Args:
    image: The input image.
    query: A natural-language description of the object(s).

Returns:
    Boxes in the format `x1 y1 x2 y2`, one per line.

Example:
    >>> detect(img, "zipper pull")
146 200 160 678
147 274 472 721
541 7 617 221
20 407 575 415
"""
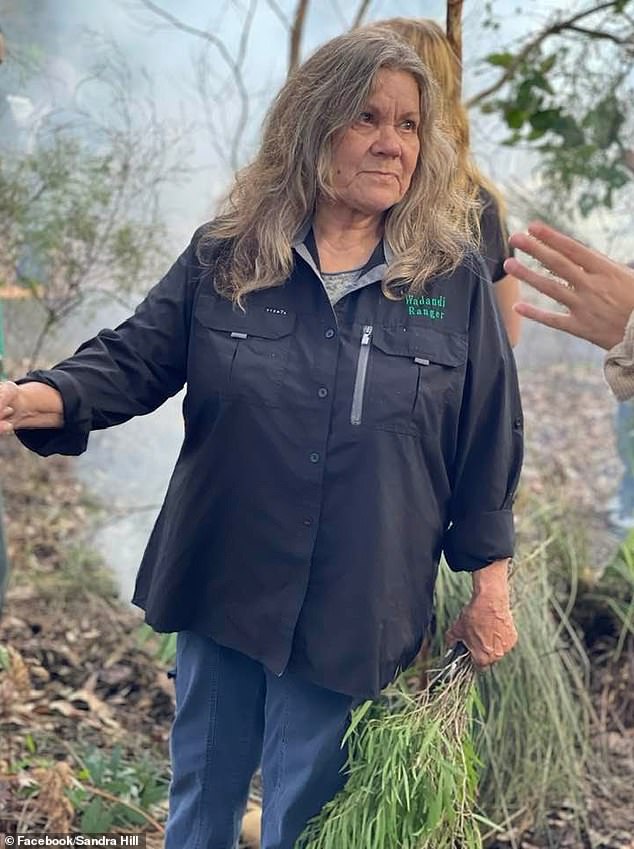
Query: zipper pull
361 325 373 345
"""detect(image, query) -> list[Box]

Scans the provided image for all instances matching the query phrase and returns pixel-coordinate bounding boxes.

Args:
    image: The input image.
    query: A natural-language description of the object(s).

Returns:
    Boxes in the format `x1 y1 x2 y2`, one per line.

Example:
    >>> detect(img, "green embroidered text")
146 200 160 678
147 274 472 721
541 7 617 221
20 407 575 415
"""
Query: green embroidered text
405 294 446 320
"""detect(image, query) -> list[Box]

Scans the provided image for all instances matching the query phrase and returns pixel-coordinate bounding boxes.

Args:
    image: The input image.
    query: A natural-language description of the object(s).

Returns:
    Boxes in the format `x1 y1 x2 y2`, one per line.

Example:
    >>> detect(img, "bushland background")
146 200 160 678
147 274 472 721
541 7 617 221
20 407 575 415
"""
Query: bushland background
0 2 633 846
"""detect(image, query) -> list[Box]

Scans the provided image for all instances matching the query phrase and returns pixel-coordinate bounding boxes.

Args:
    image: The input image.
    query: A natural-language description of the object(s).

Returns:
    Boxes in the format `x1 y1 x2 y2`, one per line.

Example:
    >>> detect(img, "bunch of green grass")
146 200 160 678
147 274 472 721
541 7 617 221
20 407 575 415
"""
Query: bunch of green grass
433 512 593 836
298 654 484 849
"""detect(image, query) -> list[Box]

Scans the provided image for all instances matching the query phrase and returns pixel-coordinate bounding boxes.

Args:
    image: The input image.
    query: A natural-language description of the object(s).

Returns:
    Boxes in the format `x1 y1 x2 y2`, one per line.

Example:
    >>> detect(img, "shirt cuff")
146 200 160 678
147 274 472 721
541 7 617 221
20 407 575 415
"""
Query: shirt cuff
443 509 515 572
15 370 91 456
604 310 634 401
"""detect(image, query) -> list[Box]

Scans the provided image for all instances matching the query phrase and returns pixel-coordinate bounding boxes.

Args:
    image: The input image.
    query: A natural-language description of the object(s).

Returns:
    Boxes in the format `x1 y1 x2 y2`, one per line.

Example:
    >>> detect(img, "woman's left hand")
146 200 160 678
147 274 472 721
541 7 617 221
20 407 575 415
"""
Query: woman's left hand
445 559 517 668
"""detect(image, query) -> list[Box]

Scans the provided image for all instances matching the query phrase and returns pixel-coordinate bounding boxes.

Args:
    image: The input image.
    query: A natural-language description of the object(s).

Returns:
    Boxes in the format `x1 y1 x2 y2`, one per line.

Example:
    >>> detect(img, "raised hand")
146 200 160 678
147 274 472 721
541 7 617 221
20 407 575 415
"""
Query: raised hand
505 221 634 350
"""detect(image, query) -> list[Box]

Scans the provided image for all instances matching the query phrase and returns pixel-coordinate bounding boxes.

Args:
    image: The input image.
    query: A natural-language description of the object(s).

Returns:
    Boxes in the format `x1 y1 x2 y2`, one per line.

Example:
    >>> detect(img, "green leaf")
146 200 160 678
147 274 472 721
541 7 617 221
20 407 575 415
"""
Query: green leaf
504 107 526 130
140 780 169 808
343 700 374 744
513 81 532 111
80 797 113 833
553 116 585 147
529 109 563 132
486 51 515 69
478 102 497 115
426 778 443 830
527 127 548 141
583 97 626 149
539 54 557 74
529 72 554 95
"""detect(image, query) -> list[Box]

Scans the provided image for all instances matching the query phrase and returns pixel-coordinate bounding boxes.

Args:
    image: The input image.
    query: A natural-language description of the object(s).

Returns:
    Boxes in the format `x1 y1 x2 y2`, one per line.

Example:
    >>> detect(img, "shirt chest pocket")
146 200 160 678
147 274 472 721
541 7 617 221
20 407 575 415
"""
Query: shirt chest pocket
351 324 467 434
193 294 295 407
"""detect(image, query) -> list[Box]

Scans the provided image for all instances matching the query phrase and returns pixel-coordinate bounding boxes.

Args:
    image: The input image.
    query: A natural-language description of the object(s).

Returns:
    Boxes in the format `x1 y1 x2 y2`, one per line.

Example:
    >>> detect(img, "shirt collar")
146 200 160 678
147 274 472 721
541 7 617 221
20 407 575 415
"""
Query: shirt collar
292 217 393 279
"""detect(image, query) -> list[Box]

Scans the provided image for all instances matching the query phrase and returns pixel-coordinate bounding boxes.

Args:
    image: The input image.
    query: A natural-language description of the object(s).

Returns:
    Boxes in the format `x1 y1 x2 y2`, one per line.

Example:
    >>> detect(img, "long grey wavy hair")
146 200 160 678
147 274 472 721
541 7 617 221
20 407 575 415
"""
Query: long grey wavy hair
200 29 479 303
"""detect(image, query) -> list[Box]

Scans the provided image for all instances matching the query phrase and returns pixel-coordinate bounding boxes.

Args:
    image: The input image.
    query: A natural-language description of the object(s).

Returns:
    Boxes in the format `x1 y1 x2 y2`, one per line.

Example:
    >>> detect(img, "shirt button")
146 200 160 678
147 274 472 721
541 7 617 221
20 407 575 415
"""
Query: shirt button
317 387 328 399
324 328 335 339
303 517 313 527
309 451 320 463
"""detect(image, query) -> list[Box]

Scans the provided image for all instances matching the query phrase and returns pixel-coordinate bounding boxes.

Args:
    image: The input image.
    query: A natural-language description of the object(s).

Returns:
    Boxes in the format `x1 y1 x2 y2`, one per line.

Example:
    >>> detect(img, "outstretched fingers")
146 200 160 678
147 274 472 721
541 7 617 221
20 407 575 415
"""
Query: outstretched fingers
513 301 576 335
508 230 590 292
504 256 577 308
525 221 608 274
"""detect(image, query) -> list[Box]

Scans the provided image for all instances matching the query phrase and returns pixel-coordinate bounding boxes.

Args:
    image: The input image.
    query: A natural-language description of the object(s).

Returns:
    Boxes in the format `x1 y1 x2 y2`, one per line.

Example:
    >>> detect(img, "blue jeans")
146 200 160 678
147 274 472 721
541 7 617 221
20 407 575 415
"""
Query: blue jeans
165 631 353 849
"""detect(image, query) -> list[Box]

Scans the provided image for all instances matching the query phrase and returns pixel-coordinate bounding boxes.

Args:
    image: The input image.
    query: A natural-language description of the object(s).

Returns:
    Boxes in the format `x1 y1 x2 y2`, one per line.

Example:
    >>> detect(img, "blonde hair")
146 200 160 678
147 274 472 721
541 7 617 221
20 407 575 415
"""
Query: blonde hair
200 29 478 304
373 18 508 232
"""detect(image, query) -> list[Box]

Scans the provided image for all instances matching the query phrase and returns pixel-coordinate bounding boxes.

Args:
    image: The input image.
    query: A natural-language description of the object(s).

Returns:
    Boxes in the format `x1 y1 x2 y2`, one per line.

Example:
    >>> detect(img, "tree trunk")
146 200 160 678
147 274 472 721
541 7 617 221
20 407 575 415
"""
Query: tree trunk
446 0 464 90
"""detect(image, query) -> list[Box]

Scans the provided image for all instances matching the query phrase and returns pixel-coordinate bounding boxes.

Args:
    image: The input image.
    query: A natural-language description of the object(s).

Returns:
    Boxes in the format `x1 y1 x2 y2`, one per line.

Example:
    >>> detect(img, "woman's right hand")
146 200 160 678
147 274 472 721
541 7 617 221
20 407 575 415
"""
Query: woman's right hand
0 381 64 432
0 381 22 434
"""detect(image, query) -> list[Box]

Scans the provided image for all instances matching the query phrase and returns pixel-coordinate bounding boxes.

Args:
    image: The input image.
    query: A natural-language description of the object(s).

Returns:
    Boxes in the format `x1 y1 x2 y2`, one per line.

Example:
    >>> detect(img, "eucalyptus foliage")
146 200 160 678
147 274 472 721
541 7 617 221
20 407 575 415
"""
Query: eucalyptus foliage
477 1 634 217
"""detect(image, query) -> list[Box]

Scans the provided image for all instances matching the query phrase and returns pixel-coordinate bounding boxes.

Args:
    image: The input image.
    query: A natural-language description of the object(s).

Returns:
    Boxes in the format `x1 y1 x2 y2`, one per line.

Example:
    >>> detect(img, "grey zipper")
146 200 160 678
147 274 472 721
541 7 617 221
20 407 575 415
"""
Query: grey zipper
351 325 373 426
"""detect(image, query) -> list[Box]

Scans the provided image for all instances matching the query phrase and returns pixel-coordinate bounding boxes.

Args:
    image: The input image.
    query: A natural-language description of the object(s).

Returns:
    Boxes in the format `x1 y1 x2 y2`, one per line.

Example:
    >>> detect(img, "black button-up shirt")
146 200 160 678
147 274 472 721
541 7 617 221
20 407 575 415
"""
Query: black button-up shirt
18 226 523 698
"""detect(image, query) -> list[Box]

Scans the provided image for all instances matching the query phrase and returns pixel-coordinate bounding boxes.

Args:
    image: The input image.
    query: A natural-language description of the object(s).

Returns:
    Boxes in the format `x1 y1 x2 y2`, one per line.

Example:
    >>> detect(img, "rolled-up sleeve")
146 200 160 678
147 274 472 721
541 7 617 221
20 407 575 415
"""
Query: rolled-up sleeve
16 232 202 457
604 309 634 401
443 256 523 572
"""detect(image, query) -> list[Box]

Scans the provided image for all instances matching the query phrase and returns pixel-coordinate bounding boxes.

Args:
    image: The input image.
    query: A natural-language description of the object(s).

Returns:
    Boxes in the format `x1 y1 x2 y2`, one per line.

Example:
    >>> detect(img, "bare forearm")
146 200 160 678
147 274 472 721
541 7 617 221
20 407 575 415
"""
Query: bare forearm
471 558 511 597
0 381 64 432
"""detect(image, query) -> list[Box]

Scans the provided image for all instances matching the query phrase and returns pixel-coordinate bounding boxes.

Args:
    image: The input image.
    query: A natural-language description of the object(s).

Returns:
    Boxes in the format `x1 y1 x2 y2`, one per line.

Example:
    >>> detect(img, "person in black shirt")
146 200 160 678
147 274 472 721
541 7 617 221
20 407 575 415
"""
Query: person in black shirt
373 17 521 346
1 30 523 849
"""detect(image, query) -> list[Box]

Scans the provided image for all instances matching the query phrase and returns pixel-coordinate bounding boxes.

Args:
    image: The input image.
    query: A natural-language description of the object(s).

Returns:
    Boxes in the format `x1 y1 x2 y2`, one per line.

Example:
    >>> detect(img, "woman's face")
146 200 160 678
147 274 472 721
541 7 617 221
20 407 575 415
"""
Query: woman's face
328 68 421 218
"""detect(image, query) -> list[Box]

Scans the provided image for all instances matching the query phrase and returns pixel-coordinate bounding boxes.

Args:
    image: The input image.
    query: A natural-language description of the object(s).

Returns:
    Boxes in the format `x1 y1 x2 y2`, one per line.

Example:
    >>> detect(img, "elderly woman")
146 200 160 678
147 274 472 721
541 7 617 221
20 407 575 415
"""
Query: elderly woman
0 30 522 849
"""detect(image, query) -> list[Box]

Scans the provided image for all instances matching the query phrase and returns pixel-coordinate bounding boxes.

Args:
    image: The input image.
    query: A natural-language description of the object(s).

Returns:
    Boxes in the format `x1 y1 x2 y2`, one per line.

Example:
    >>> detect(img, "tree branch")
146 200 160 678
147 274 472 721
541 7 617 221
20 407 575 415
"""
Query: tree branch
289 0 310 73
137 0 242 81
466 0 627 108
136 0 253 169
351 0 374 29
262 0 290 28
235 0 258 87
565 24 632 44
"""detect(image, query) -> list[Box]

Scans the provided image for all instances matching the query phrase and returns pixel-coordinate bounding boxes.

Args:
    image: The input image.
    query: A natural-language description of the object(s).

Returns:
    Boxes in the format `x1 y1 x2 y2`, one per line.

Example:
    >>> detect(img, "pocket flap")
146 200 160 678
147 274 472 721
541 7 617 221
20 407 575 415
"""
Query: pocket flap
194 295 295 339
373 325 467 366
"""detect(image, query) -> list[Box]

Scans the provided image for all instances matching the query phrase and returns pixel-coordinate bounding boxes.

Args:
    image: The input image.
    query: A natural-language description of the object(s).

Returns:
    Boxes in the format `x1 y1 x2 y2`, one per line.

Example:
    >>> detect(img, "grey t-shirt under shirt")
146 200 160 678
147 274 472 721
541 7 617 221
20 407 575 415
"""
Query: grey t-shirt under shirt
320 267 364 305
